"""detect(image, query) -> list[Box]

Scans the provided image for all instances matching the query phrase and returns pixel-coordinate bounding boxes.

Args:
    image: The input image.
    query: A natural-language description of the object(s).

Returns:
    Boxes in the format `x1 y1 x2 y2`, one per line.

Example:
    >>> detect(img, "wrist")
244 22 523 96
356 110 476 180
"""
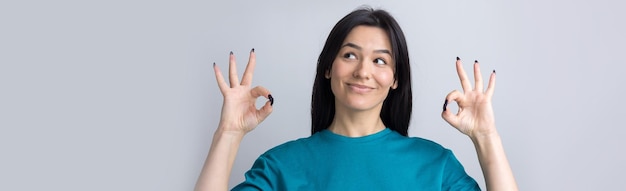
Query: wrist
217 119 250 135
215 130 246 140
470 130 501 145
214 124 247 141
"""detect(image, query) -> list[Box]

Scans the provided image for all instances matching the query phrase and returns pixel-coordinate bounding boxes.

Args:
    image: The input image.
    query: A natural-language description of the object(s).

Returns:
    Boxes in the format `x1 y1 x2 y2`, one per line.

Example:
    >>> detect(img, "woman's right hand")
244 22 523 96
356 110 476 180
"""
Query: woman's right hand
213 49 273 135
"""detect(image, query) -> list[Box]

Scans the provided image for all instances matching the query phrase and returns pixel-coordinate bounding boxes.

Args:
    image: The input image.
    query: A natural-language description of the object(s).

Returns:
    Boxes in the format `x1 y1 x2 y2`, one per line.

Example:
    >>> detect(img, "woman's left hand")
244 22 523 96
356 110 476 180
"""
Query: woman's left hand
442 58 497 139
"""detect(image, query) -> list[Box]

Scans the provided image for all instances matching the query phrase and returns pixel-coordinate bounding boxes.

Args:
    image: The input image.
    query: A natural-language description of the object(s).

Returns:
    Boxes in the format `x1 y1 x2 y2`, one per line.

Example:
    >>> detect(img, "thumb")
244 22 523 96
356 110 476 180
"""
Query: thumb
441 90 463 127
250 86 274 123
257 99 273 123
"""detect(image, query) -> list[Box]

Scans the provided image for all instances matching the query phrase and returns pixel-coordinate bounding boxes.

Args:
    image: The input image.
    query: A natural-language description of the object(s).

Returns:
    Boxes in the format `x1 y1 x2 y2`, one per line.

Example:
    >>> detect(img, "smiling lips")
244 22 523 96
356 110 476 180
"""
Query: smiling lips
347 83 374 93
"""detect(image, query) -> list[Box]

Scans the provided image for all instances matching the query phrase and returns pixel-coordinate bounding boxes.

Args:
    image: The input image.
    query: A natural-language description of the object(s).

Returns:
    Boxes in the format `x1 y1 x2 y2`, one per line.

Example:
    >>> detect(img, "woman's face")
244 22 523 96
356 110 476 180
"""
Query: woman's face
327 25 397 114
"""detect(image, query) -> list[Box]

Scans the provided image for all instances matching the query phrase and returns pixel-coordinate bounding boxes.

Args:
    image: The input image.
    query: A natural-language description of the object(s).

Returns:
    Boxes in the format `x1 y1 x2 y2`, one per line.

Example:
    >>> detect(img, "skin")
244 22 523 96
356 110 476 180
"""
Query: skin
195 26 518 191
442 59 519 190
195 50 272 191
326 26 397 137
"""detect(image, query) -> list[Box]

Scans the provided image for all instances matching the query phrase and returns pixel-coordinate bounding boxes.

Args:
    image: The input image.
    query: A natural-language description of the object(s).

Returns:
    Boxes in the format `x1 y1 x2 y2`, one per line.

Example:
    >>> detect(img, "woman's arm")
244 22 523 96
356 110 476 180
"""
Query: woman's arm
195 50 273 191
195 129 245 191
471 131 517 190
442 58 518 190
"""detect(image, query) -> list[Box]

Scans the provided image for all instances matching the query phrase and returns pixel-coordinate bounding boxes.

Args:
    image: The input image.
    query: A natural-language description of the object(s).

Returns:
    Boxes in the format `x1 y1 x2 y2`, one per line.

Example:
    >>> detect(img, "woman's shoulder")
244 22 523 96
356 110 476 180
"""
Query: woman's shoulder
263 138 306 153
258 129 453 159
258 134 321 159
387 130 450 154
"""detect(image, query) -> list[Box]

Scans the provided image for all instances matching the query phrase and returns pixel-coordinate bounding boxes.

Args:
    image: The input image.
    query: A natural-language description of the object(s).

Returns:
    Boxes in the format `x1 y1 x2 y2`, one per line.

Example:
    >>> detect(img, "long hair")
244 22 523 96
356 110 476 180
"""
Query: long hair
311 7 412 136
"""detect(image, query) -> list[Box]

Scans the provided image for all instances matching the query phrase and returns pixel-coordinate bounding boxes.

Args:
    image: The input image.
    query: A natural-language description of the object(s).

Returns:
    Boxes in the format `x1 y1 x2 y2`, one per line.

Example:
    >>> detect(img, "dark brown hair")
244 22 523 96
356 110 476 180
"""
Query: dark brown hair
311 7 412 136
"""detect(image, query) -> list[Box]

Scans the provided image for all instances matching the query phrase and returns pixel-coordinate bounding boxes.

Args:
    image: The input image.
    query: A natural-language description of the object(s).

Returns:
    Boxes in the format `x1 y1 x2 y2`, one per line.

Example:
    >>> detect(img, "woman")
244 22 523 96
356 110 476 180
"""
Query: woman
196 7 518 191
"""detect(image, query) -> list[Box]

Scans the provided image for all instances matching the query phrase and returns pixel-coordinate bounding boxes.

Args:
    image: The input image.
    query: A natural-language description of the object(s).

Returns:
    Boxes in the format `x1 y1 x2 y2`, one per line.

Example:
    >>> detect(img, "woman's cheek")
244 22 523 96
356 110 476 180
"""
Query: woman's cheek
378 70 395 87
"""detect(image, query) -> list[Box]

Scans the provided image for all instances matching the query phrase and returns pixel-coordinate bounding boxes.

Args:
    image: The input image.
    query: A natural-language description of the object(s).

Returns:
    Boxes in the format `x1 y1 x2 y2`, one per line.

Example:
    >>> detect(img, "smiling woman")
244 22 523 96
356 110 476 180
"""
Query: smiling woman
312 9 412 137
195 7 517 191
326 26 398 137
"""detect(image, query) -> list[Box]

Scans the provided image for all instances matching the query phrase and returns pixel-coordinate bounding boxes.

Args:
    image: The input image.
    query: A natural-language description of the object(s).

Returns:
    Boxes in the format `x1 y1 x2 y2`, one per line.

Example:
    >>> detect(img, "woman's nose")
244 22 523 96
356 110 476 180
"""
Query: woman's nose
353 59 371 79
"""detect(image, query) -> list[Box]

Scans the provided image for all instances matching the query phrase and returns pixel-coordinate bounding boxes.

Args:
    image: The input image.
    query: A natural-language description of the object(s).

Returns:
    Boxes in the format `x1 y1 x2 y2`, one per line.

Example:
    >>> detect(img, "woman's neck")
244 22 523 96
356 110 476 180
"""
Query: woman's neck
328 107 386 137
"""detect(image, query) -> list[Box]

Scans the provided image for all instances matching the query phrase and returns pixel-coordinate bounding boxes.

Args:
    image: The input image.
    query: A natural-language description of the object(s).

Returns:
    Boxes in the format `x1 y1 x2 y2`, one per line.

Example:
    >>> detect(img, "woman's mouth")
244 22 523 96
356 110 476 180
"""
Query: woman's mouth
348 83 374 93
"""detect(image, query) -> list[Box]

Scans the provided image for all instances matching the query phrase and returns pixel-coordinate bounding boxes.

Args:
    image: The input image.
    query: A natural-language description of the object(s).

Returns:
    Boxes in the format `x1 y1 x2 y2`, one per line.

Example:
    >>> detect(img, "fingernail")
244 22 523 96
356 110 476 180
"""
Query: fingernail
213 62 216 67
268 94 274 106
230 51 233 55
251 48 255 53
443 99 448 112
474 60 478 63
456 56 460 61
493 69 496 74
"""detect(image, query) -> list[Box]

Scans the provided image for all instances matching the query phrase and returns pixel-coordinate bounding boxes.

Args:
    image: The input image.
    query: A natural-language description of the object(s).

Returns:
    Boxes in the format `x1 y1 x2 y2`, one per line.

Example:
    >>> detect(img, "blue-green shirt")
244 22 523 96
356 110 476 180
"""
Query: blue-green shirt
233 128 480 190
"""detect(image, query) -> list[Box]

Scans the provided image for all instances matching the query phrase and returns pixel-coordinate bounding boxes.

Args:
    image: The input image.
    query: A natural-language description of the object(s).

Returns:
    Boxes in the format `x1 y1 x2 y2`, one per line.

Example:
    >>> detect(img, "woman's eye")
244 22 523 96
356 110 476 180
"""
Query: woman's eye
343 53 356 60
374 58 386 65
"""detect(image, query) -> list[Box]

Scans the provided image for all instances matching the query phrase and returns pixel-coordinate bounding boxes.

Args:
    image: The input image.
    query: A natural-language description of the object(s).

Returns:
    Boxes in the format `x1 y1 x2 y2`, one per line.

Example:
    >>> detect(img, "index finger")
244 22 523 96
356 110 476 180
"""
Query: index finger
456 57 472 92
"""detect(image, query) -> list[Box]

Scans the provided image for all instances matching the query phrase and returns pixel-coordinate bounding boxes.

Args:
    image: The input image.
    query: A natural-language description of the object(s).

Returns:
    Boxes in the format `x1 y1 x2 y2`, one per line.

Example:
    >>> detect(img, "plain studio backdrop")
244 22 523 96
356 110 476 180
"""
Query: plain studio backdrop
1 0 625 190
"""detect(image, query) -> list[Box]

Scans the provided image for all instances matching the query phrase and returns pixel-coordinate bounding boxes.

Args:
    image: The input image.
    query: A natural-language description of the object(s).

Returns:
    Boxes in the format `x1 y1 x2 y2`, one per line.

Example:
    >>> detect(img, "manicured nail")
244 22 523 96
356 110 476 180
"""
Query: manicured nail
213 62 216 67
251 48 255 53
493 69 496 74
456 56 460 61
268 94 274 106
230 51 233 55
474 60 478 63
443 99 448 112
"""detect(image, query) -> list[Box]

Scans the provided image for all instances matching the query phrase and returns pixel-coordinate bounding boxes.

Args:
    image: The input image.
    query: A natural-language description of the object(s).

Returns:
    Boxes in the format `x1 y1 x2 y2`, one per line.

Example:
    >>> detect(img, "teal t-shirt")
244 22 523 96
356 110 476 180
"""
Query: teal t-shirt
232 128 480 191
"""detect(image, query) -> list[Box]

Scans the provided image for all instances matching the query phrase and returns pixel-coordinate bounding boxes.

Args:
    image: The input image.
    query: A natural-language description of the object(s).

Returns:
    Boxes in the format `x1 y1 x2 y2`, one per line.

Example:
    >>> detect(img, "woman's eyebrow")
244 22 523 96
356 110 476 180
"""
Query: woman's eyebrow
342 42 362 50
374 49 391 55
342 42 391 55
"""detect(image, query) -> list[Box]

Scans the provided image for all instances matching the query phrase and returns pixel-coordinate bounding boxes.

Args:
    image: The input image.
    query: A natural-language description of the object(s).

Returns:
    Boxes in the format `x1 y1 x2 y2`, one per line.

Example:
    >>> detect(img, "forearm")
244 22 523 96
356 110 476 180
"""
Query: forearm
195 128 245 191
471 132 518 191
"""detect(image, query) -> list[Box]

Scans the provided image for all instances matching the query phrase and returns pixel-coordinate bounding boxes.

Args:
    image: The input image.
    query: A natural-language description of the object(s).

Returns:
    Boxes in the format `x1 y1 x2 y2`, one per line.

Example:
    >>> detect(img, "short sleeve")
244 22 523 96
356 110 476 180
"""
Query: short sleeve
231 155 277 191
442 150 481 191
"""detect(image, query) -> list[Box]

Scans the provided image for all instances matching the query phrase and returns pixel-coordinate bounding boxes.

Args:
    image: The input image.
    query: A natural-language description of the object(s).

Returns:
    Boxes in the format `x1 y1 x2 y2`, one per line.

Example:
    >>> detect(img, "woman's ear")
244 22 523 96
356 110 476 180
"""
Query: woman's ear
391 79 398 89
325 70 331 79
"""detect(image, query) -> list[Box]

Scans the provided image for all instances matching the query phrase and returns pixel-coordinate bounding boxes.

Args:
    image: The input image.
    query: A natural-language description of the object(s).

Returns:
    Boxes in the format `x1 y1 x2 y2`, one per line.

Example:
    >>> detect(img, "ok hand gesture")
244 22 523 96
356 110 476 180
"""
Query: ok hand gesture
442 58 497 139
213 50 273 135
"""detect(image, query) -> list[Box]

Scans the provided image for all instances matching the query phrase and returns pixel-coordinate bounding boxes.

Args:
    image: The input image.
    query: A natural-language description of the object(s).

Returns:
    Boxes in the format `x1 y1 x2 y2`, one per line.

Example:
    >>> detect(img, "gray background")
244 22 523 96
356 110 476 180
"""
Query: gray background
1 0 625 190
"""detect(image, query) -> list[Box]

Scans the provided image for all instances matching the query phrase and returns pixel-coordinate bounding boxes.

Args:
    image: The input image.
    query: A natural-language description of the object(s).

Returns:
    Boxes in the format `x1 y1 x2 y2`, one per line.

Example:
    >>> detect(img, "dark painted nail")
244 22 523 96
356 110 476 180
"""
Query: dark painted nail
213 62 216 67
230 51 233 55
443 99 448 112
493 69 496 74
456 56 460 61
251 48 255 53
268 94 274 106
474 60 478 63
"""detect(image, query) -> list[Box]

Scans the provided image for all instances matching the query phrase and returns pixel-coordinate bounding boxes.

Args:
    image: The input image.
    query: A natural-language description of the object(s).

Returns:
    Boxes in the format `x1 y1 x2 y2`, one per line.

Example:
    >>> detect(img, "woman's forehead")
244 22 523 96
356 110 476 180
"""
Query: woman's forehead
341 26 392 52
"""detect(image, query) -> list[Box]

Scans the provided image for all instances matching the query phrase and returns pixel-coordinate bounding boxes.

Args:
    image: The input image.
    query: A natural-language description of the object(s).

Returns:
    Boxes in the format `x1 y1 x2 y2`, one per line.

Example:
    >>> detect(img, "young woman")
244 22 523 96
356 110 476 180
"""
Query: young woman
196 7 518 191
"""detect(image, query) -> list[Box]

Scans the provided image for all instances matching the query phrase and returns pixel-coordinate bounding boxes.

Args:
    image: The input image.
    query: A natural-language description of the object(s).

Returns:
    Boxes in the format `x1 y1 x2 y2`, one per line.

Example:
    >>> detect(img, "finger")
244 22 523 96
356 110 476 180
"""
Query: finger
456 58 472 92
256 100 274 123
474 60 483 91
441 90 464 127
486 70 496 97
213 63 229 92
241 48 256 86
250 86 271 99
228 51 240 88
250 86 273 122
